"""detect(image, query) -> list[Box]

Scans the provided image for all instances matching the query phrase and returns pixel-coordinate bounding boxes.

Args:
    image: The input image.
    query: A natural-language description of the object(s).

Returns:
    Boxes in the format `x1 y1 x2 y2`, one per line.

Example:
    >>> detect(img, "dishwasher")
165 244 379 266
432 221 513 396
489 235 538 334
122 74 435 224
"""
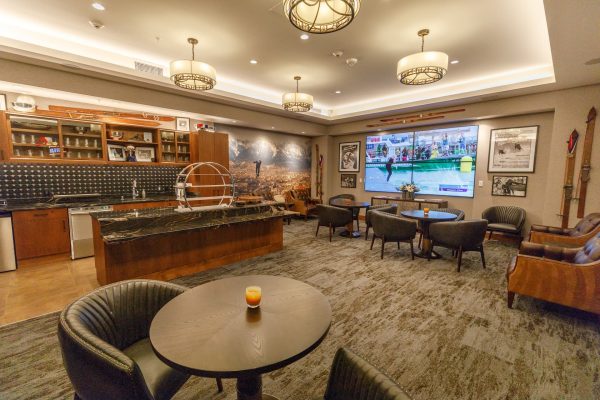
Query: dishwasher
0 211 17 271
68 205 113 259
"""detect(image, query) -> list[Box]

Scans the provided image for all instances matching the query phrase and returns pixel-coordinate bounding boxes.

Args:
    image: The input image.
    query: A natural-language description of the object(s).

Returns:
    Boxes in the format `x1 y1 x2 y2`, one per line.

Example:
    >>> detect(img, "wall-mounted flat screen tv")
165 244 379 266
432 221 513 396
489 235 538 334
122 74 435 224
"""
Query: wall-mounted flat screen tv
365 126 479 197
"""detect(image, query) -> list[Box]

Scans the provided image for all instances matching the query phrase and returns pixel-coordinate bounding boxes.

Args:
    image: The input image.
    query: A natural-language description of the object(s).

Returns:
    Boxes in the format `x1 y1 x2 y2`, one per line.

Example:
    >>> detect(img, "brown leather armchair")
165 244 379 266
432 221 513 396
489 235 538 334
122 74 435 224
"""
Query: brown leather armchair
321 348 412 400
58 280 222 400
529 213 600 247
507 234 600 313
288 188 321 220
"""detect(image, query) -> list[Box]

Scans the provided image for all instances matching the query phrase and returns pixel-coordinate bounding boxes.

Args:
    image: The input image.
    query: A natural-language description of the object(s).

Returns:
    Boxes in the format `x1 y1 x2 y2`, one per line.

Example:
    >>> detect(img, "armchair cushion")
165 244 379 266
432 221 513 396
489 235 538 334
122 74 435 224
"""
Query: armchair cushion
574 234 600 264
530 224 569 235
519 242 579 263
488 222 521 234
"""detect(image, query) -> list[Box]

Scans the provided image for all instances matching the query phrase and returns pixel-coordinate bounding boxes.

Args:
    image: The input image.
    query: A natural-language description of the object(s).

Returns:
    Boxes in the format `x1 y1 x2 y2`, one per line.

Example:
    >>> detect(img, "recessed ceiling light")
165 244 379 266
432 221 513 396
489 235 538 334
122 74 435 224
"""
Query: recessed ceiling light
335 90 342 94
450 60 460 64
249 59 258 64
271 126 275 129
301 131 306 134
300 34 310 40
92 2 105 11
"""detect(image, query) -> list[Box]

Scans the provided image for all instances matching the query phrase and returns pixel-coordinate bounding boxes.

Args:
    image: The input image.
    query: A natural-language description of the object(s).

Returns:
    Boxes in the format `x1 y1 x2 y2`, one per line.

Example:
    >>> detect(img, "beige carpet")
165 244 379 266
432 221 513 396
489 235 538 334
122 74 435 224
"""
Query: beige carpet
1 220 599 400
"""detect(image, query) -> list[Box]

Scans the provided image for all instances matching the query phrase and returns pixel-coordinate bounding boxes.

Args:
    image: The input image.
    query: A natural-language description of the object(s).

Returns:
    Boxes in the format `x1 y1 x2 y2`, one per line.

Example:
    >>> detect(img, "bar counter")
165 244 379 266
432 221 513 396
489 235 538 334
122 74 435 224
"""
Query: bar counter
91 203 294 284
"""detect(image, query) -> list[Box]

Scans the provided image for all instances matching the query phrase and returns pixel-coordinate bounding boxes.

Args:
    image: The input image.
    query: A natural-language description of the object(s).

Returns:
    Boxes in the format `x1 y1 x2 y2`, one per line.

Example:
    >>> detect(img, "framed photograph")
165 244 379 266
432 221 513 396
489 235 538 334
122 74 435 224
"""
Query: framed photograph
143 132 153 143
491 175 528 197
488 126 538 172
339 141 360 172
135 146 155 162
176 117 190 131
0 94 6 111
340 174 357 188
107 144 126 161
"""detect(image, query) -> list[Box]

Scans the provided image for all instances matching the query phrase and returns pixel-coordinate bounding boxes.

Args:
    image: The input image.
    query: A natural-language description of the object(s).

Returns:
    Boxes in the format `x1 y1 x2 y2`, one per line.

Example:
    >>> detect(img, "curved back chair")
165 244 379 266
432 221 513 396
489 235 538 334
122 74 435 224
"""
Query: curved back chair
58 279 222 400
529 212 600 247
508 233 600 313
365 204 398 240
436 208 465 221
316 204 353 242
429 219 488 272
482 206 526 241
323 347 412 400
370 210 417 259
329 194 360 229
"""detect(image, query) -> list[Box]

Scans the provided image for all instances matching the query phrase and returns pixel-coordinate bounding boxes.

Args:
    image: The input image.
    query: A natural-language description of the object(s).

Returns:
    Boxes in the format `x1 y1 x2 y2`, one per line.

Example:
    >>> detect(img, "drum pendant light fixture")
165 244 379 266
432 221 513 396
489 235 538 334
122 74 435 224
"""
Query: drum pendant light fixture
397 29 448 85
283 0 361 34
170 38 217 91
282 76 314 112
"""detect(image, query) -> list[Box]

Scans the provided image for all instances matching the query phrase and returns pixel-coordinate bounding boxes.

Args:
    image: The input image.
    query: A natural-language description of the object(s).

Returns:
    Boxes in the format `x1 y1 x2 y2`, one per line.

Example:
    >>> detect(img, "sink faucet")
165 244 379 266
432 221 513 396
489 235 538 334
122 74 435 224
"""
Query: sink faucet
132 179 139 199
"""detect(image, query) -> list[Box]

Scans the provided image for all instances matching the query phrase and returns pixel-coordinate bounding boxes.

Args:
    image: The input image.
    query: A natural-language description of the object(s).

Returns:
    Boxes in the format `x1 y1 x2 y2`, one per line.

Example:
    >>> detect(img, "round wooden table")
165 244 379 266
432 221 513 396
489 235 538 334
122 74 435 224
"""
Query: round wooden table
400 209 457 260
150 275 332 400
329 198 371 238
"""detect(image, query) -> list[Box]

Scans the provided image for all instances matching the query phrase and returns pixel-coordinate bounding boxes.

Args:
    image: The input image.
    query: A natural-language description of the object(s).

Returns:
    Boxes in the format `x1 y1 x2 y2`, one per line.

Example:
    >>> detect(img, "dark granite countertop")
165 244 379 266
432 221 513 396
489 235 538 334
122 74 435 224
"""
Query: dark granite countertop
92 203 295 243
0 194 177 212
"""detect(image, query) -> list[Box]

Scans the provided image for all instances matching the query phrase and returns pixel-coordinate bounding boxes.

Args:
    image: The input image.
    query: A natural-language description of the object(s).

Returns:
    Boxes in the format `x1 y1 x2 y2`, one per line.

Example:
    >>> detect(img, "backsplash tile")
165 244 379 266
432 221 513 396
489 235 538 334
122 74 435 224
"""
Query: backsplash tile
0 163 181 199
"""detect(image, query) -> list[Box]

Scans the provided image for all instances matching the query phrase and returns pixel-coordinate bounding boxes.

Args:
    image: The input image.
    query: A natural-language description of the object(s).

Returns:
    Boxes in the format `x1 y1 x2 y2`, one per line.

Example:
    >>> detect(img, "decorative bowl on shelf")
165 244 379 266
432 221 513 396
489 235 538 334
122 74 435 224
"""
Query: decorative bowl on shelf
74 126 88 134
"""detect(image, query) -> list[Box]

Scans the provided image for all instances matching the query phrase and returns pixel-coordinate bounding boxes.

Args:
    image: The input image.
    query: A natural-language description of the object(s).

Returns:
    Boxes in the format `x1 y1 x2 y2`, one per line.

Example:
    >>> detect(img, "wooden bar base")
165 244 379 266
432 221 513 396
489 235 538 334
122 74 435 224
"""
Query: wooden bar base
93 218 284 285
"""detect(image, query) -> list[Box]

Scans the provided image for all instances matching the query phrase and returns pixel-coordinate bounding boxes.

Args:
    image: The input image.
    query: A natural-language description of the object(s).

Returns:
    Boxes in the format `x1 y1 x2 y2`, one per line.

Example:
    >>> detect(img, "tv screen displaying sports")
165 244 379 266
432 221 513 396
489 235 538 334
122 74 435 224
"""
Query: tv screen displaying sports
365 126 479 197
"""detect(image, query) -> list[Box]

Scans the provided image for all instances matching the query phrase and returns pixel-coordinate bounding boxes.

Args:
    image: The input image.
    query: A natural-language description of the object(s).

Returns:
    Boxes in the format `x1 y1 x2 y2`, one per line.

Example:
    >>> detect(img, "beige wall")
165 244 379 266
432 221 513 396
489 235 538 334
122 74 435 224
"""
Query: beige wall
315 84 600 232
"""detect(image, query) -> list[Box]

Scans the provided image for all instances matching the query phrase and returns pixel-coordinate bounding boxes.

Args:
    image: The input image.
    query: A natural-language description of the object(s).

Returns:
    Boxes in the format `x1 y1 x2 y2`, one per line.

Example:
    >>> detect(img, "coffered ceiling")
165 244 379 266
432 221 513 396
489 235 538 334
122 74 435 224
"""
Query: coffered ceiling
0 0 597 123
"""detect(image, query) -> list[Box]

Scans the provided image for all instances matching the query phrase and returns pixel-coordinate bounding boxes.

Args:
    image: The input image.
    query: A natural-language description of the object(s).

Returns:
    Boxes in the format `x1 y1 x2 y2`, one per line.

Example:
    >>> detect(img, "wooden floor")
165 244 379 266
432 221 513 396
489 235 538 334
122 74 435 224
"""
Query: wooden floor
0 253 99 326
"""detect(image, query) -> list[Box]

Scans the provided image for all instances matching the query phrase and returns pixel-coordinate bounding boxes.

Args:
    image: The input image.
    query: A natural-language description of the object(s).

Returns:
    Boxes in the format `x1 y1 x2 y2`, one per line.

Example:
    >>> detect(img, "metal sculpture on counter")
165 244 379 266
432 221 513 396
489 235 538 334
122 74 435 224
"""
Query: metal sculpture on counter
175 162 235 211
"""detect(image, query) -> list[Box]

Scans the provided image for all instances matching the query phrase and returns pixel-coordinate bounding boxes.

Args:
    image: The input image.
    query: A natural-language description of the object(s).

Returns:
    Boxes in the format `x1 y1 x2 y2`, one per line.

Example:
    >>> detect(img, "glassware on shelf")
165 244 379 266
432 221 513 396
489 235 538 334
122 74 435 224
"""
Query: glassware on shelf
85 139 89 147
93 139 98 148
30 134 35 144
27 149 33 156
65 137 71 146
20 133 26 143
14 148 21 156
75 138 80 147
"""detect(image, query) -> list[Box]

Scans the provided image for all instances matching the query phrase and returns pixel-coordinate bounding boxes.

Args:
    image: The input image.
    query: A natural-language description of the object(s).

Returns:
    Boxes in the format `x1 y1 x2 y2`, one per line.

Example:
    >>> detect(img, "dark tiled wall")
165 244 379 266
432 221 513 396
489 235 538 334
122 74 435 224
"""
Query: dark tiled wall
0 163 181 199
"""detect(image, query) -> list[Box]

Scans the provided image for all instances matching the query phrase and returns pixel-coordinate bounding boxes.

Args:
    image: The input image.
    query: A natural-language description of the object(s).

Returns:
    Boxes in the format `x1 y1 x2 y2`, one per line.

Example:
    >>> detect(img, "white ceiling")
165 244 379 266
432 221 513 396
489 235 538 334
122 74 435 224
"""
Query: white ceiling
0 0 595 122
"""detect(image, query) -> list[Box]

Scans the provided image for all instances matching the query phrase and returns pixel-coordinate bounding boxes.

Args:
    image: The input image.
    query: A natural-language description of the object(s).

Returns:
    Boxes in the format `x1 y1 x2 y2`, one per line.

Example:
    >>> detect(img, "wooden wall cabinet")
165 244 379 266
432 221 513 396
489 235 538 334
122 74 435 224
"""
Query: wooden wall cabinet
12 209 71 260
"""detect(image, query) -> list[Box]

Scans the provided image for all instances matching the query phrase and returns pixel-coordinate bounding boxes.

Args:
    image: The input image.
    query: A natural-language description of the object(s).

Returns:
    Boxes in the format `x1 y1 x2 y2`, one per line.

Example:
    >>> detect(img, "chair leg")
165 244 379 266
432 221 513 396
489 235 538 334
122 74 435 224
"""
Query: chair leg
365 225 370 240
418 232 423 249
397 241 400 249
457 246 463 272
507 291 515 308
370 234 376 250
480 246 486 268
410 239 415 260
329 224 333 242
216 378 223 392
488 230 493 240
74 394 82 400
315 224 320 237
381 237 385 259
356 217 360 231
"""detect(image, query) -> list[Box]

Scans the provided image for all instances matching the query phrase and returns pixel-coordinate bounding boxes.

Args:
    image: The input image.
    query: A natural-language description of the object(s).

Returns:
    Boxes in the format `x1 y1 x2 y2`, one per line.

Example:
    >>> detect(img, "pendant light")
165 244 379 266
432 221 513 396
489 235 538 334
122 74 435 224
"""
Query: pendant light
283 0 361 34
397 29 448 85
170 38 216 91
282 76 314 112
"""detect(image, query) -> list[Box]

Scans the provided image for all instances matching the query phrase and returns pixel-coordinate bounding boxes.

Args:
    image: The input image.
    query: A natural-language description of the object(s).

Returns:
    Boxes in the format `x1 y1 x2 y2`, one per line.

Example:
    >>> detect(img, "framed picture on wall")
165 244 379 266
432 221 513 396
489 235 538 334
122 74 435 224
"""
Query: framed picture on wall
135 147 155 162
488 126 538 172
339 141 360 172
176 117 190 131
0 94 6 111
491 175 528 197
340 174 357 188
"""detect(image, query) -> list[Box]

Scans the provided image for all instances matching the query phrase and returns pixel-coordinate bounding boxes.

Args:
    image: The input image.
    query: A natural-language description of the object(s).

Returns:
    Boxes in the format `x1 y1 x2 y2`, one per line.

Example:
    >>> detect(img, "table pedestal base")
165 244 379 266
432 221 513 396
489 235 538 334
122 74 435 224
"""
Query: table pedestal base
412 237 442 260
339 230 361 238
237 375 280 400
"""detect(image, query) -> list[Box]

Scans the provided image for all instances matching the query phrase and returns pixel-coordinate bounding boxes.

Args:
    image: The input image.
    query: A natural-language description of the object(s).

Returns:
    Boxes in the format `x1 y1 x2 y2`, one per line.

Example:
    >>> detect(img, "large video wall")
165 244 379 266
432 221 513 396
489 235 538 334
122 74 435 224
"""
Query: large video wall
365 126 479 197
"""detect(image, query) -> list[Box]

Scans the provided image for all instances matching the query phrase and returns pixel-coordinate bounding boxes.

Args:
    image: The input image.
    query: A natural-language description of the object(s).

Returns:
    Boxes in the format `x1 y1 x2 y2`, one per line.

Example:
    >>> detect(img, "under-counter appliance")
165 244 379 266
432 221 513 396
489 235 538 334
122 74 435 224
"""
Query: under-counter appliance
0 211 17 271
69 205 113 259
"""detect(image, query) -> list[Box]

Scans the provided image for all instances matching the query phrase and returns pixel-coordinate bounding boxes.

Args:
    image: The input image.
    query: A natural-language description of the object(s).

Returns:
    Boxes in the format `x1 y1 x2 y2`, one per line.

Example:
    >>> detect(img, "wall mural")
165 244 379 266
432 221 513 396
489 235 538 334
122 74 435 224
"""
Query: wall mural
222 126 312 198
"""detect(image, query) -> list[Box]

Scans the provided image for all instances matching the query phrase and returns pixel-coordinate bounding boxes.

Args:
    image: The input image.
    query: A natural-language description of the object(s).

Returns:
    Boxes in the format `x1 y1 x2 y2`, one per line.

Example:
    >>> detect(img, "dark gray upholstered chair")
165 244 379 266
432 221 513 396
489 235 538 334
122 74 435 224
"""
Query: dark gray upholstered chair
417 207 465 247
316 204 353 242
365 204 398 240
370 210 417 259
58 279 223 400
321 347 412 400
329 193 360 230
429 219 488 272
482 206 526 241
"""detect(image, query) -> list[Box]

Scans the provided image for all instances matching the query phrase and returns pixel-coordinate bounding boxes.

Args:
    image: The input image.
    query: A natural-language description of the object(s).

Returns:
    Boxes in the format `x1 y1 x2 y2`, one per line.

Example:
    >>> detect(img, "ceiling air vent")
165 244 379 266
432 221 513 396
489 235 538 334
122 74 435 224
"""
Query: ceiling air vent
134 61 164 77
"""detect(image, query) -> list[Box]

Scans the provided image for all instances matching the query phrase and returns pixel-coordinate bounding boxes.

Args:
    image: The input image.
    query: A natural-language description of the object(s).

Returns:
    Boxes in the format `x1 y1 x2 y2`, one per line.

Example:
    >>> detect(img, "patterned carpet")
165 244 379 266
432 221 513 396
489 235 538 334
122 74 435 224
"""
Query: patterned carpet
1 220 600 400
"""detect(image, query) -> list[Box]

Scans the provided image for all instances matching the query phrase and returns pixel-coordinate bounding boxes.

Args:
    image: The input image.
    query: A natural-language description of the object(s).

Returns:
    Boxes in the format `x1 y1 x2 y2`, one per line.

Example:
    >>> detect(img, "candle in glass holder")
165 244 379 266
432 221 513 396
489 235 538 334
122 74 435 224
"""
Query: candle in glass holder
245 286 262 308
423 207 430 215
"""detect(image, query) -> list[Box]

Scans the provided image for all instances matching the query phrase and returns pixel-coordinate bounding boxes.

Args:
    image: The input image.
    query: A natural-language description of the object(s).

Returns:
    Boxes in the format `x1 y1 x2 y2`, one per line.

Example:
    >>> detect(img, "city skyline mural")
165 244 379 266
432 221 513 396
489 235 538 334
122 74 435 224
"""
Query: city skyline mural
217 125 312 197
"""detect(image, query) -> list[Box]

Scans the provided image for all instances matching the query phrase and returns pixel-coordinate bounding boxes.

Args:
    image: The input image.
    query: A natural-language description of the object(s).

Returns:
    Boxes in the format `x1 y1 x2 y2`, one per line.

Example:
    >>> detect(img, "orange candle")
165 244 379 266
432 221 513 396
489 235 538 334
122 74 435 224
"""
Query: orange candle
423 207 430 215
245 286 262 308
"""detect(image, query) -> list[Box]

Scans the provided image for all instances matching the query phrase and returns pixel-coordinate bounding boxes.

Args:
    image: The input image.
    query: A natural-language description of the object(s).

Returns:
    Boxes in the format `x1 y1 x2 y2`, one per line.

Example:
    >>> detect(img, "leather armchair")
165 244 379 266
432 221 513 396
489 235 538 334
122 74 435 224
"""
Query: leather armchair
329 194 361 230
529 212 600 247
370 210 416 259
418 207 465 247
482 206 526 240
288 189 321 220
429 219 488 272
58 279 222 400
316 204 353 242
365 204 398 240
322 347 412 400
507 233 600 313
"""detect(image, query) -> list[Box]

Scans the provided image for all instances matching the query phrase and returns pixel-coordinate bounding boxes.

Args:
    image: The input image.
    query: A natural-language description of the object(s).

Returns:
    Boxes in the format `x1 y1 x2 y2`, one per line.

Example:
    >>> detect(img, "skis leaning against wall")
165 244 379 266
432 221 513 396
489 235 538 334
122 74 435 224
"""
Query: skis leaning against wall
576 107 597 218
